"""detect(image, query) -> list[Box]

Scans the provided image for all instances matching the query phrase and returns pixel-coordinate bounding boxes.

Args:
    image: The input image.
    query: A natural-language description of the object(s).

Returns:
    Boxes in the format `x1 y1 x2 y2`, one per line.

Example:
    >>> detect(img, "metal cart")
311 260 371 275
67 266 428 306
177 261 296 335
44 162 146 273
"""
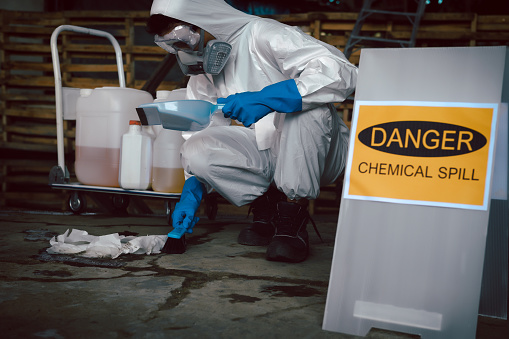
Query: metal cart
48 25 217 221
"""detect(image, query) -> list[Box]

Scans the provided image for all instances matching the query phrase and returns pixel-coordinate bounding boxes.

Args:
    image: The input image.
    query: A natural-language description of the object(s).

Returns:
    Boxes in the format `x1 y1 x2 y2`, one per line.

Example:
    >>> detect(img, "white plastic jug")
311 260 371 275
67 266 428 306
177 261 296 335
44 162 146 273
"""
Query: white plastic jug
75 87 153 187
119 120 153 190
151 90 186 193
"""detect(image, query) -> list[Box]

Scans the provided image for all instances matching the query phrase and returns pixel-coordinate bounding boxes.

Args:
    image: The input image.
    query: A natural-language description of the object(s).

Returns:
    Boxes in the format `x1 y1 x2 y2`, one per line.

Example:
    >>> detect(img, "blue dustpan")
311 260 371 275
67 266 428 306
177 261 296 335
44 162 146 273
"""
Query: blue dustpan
137 100 224 131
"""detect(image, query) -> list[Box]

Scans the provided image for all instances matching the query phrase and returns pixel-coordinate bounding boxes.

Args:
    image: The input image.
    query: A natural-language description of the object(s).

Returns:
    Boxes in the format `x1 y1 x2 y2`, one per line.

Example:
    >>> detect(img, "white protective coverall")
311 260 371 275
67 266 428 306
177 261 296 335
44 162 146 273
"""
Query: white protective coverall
150 0 358 206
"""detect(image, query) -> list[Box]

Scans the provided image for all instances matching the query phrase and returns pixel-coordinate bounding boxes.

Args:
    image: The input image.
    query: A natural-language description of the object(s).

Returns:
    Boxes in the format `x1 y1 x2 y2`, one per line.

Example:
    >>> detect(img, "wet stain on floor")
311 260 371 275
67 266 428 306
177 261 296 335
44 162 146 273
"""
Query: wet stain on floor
23 229 59 242
161 271 210 310
260 284 322 298
33 269 73 277
221 293 262 304
236 252 266 259
166 326 192 331
36 252 126 268
227 252 266 259
186 222 229 246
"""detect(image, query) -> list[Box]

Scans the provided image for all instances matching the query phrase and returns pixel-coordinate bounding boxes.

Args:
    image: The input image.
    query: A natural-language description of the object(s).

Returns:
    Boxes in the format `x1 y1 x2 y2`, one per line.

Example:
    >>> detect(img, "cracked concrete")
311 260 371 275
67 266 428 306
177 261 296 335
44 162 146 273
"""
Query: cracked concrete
0 209 507 338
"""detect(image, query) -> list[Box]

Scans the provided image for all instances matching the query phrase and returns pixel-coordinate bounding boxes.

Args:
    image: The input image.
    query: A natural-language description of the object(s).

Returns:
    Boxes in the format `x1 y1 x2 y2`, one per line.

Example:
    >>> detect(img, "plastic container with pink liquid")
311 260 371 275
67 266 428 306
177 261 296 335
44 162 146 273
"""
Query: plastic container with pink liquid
75 87 153 187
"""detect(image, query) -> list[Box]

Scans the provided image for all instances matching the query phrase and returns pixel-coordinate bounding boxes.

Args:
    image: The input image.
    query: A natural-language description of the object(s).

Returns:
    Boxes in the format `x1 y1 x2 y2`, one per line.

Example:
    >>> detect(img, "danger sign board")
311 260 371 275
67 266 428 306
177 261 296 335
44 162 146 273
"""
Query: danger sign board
344 101 498 210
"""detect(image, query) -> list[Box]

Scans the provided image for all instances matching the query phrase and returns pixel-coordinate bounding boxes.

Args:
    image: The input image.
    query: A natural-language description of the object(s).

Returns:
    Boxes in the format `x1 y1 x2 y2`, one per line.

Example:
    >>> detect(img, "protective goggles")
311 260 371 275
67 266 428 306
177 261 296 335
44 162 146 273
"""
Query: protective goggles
154 24 201 54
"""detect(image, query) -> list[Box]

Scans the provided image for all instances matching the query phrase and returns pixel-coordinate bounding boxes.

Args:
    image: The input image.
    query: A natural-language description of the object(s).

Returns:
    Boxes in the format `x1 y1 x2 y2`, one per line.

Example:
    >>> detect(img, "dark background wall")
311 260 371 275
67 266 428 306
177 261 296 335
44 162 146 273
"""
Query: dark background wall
2 0 509 15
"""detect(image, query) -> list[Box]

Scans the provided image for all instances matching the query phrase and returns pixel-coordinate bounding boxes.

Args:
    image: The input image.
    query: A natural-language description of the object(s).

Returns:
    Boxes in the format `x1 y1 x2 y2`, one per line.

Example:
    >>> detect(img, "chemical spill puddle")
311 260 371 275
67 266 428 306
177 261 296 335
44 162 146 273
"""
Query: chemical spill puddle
33 269 73 277
36 252 126 268
186 222 229 246
220 293 262 304
23 229 60 242
260 284 322 298
226 252 266 259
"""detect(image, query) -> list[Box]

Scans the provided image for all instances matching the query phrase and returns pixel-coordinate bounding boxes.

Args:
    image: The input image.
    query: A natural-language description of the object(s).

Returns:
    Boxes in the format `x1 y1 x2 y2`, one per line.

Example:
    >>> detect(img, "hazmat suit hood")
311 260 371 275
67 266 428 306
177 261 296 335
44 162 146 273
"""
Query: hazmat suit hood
150 0 256 42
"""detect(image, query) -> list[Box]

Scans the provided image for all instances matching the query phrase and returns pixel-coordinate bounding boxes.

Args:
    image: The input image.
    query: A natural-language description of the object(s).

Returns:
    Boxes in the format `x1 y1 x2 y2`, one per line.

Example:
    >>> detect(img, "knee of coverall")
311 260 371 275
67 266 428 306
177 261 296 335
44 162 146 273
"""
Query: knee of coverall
275 106 336 200
180 126 275 207
180 134 211 180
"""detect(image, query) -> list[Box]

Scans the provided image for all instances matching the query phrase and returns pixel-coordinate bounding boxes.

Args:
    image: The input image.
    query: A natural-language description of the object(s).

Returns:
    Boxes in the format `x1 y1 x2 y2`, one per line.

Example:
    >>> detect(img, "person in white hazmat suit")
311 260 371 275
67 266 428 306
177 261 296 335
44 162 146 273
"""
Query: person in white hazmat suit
147 0 357 263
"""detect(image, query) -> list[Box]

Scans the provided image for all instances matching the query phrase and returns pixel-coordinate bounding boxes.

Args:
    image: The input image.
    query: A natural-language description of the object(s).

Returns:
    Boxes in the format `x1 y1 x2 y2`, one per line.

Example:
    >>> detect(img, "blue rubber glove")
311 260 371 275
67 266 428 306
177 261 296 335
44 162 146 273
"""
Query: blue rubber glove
217 79 302 127
171 176 205 235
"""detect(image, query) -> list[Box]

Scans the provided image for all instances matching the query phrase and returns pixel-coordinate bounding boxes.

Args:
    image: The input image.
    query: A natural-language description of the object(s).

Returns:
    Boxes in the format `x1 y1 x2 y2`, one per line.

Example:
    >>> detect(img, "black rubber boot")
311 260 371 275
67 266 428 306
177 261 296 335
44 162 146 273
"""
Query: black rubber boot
237 186 286 246
266 201 310 263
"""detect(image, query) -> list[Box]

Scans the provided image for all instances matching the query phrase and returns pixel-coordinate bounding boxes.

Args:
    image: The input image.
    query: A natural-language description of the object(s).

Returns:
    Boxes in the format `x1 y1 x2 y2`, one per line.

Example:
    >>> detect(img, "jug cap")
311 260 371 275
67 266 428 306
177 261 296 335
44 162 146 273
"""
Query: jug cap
129 120 141 125
156 90 171 100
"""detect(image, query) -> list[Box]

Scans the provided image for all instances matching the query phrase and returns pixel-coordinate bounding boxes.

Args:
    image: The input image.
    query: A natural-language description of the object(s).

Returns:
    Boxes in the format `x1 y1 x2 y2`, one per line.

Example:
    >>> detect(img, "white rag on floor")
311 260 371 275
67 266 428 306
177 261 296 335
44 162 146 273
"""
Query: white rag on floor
47 229 167 259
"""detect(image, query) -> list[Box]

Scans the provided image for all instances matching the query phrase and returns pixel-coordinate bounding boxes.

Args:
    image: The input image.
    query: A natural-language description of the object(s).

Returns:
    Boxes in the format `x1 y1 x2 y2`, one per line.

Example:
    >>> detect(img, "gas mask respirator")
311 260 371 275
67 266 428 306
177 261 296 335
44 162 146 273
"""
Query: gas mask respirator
154 24 231 76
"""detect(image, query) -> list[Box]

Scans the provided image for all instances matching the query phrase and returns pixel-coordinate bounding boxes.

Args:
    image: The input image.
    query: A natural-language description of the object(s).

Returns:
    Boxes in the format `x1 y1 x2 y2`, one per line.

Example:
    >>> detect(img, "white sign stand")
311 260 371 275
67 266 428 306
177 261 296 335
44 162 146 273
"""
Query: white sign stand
323 46 508 339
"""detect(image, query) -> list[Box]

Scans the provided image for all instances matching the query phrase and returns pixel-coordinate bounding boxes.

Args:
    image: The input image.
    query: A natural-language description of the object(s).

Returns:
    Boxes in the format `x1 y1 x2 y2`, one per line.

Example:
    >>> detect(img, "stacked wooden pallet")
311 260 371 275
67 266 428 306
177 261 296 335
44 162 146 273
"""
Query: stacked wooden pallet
1 10 508 212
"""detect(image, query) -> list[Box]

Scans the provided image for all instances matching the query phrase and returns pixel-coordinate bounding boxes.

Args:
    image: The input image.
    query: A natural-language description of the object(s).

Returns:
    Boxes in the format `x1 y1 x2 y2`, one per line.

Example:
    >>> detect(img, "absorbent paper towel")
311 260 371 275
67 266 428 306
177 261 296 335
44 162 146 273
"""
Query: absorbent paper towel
47 229 167 259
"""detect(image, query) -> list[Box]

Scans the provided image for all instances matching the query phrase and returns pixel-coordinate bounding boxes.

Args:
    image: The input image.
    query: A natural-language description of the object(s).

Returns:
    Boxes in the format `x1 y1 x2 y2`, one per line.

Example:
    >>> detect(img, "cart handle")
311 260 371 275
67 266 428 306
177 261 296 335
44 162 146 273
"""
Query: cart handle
50 25 126 177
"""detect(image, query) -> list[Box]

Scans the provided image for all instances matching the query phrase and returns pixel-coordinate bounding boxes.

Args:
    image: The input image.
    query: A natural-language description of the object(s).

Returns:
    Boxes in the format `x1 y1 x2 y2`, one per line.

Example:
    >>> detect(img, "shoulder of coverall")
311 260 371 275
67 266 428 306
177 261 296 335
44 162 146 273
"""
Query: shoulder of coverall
255 17 355 67
241 18 318 58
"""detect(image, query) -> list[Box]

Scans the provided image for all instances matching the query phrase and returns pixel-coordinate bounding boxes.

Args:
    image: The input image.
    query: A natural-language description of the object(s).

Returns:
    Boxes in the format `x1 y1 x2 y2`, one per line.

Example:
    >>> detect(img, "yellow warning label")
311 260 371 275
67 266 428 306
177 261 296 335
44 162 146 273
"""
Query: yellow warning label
346 102 497 209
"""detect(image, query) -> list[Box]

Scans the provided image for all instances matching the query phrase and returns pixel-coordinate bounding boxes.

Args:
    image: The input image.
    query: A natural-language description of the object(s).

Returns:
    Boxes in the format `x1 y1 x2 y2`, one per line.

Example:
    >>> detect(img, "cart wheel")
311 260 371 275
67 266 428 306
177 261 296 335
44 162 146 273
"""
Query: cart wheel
165 200 173 225
112 195 129 214
68 192 87 214
205 194 218 220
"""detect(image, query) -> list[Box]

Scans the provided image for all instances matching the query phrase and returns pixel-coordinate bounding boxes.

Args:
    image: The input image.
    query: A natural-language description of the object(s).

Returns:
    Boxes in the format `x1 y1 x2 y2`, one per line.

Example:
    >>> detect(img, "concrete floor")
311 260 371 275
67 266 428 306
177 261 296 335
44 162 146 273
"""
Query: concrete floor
0 206 507 339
